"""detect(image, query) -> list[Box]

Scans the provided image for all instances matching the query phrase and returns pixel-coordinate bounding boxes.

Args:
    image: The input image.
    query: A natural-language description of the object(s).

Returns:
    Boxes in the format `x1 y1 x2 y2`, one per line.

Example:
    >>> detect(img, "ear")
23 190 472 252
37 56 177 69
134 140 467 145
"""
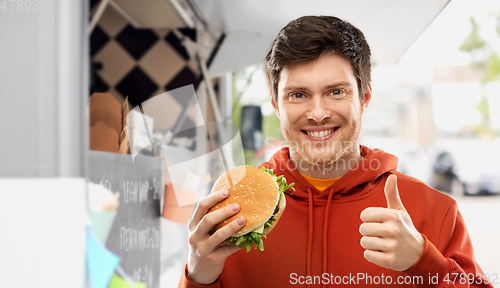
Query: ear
271 92 280 119
360 82 372 114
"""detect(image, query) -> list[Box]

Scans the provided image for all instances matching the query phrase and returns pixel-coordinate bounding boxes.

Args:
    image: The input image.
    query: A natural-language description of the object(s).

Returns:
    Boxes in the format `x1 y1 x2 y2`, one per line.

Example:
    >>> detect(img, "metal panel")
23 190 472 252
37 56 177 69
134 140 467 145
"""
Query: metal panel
0 178 86 288
0 0 88 177
194 0 451 75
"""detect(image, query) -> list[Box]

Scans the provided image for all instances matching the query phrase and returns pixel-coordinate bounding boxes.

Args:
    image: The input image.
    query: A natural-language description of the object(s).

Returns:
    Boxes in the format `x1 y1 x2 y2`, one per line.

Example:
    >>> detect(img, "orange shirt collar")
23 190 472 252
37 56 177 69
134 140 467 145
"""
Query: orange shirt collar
300 173 341 192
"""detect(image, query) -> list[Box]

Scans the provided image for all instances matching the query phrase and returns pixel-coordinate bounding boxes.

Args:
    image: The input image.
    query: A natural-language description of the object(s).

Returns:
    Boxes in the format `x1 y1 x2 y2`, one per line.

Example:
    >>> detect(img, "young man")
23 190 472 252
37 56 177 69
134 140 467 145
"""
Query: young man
179 16 493 287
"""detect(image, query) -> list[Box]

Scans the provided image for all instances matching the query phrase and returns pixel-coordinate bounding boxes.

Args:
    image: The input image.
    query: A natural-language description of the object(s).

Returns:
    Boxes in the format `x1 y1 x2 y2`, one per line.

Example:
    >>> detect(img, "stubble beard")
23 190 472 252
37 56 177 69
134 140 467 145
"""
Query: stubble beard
284 117 362 176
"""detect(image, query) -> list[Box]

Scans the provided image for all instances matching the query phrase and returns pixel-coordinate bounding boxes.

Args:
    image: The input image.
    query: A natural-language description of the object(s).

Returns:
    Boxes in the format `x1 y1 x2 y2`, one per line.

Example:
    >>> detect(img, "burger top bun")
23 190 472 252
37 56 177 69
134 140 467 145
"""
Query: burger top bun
208 166 280 237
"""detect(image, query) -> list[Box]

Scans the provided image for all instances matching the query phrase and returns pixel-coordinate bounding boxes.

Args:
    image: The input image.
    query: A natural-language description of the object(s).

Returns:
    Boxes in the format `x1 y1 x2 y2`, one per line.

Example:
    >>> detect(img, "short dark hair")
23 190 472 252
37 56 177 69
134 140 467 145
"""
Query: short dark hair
265 16 371 104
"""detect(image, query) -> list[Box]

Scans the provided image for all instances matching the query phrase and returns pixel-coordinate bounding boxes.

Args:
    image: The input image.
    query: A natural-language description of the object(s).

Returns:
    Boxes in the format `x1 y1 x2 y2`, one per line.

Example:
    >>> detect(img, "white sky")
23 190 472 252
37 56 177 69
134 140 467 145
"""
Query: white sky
400 0 500 67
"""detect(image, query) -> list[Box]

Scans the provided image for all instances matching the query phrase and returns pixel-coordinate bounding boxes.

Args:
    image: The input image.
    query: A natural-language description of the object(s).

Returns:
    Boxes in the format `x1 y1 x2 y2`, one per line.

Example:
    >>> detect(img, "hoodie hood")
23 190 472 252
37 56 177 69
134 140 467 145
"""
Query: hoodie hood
258 145 398 199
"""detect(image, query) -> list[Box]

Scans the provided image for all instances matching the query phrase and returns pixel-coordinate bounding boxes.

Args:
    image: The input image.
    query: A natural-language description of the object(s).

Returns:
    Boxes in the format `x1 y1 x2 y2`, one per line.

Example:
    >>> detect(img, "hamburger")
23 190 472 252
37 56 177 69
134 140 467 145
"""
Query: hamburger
208 166 294 252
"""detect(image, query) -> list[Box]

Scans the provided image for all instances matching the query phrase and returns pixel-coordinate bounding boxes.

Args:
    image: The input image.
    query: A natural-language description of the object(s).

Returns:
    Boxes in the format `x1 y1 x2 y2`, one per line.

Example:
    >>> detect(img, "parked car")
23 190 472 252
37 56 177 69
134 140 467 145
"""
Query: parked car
429 139 500 196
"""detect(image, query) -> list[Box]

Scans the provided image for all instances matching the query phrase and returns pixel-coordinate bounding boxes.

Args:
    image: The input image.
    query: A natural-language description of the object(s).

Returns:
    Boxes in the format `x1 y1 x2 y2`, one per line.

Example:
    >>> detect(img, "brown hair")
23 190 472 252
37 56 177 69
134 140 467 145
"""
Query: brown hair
265 16 371 104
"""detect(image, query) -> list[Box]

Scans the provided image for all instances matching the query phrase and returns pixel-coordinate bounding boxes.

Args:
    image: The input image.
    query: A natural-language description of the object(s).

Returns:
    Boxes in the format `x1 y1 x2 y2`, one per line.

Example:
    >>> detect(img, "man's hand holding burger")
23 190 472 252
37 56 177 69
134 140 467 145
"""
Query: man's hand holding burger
359 174 425 271
186 166 293 285
187 189 246 285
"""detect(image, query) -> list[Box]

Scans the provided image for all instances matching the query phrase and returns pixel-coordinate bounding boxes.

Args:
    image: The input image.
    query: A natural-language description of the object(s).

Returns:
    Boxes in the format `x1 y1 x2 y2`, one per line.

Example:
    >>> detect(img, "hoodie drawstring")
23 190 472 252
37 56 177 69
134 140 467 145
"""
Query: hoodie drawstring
322 188 334 288
306 187 335 288
306 187 314 288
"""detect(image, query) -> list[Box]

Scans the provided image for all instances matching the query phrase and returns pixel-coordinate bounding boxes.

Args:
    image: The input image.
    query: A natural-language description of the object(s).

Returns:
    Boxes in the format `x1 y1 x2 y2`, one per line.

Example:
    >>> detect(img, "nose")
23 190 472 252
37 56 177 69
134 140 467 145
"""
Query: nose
306 96 331 123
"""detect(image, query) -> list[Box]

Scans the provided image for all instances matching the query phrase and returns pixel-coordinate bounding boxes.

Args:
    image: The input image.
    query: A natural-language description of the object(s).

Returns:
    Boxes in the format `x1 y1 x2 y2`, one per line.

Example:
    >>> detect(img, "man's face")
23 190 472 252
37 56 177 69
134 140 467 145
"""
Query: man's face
272 53 371 169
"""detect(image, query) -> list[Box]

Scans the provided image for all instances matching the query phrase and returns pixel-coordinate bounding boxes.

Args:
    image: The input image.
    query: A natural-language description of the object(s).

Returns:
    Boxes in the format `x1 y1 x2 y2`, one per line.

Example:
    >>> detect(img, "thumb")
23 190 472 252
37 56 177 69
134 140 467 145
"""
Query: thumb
384 174 405 211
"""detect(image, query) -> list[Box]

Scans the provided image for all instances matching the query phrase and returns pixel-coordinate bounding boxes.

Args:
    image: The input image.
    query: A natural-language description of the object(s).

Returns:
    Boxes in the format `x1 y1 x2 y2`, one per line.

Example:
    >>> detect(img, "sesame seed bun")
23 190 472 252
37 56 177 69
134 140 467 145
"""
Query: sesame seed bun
208 166 283 237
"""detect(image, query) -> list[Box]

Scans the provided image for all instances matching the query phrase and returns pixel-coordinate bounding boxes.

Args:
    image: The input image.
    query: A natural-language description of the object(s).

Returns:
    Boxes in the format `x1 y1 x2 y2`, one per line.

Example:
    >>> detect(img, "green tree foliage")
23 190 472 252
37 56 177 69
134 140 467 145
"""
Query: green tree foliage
485 52 500 82
459 18 486 54
459 10 500 136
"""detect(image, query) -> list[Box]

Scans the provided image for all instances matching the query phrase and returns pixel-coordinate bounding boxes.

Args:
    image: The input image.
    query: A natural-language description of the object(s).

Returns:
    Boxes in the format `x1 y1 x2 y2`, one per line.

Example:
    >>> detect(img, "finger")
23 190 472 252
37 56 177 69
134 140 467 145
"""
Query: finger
384 175 406 211
360 236 396 252
206 216 247 250
359 223 388 237
189 189 229 231
364 249 394 270
213 240 244 259
195 203 242 237
360 207 396 223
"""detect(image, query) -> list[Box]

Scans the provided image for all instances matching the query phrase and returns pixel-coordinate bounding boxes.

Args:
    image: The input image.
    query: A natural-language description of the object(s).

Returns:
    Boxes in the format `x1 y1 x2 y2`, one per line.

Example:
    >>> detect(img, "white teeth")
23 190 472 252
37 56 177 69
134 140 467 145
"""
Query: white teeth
306 129 334 138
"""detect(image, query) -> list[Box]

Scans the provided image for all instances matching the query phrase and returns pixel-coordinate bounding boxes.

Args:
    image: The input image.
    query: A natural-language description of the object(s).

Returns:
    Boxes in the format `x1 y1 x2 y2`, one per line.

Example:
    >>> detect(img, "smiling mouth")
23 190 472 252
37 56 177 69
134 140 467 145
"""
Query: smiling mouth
301 127 339 138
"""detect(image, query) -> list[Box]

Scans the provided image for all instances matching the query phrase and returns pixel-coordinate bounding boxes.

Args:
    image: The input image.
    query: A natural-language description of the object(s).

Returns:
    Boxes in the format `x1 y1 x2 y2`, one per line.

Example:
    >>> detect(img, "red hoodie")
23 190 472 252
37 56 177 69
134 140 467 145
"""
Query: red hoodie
179 146 493 287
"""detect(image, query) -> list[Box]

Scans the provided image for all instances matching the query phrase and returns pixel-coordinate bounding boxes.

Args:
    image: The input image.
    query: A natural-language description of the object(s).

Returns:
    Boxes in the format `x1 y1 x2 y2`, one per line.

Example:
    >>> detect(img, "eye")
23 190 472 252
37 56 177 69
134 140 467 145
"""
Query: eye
287 92 308 102
328 89 345 98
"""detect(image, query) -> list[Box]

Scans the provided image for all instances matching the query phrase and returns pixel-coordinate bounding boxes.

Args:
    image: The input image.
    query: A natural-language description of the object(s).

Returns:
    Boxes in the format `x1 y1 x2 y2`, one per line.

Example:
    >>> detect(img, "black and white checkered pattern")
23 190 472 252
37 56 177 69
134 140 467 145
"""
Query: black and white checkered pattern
90 1 201 134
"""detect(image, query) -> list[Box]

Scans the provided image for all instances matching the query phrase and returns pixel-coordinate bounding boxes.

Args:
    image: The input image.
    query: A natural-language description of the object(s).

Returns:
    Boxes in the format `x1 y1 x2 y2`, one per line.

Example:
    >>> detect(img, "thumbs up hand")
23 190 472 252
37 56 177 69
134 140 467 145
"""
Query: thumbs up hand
359 175 425 271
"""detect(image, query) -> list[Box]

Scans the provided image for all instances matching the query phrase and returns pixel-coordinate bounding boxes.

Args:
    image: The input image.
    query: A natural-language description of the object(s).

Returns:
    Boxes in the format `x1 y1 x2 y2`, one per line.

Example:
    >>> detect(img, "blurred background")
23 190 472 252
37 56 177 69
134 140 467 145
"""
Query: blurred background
1 0 499 286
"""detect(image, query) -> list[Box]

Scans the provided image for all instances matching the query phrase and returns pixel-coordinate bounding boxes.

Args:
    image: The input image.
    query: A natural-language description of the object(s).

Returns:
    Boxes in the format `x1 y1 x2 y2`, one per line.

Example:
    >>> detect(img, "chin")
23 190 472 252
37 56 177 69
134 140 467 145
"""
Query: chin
309 141 358 166
296 147 338 168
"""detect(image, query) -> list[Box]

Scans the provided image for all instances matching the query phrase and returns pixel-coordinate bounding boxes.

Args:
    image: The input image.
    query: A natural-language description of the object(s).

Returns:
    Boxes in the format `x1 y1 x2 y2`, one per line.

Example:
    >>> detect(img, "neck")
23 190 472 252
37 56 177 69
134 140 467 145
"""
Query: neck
290 145 363 179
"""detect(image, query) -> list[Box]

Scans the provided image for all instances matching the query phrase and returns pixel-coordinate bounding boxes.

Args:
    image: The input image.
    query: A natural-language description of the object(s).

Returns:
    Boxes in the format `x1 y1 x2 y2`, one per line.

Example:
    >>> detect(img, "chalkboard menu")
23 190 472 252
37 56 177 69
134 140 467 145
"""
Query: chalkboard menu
88 151 164 288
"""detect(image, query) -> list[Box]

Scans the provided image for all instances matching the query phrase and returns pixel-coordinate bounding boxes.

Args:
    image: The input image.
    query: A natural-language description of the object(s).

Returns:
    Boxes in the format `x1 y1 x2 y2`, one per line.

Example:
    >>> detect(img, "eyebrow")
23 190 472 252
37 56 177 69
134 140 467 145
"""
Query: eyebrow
282 82 353 95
